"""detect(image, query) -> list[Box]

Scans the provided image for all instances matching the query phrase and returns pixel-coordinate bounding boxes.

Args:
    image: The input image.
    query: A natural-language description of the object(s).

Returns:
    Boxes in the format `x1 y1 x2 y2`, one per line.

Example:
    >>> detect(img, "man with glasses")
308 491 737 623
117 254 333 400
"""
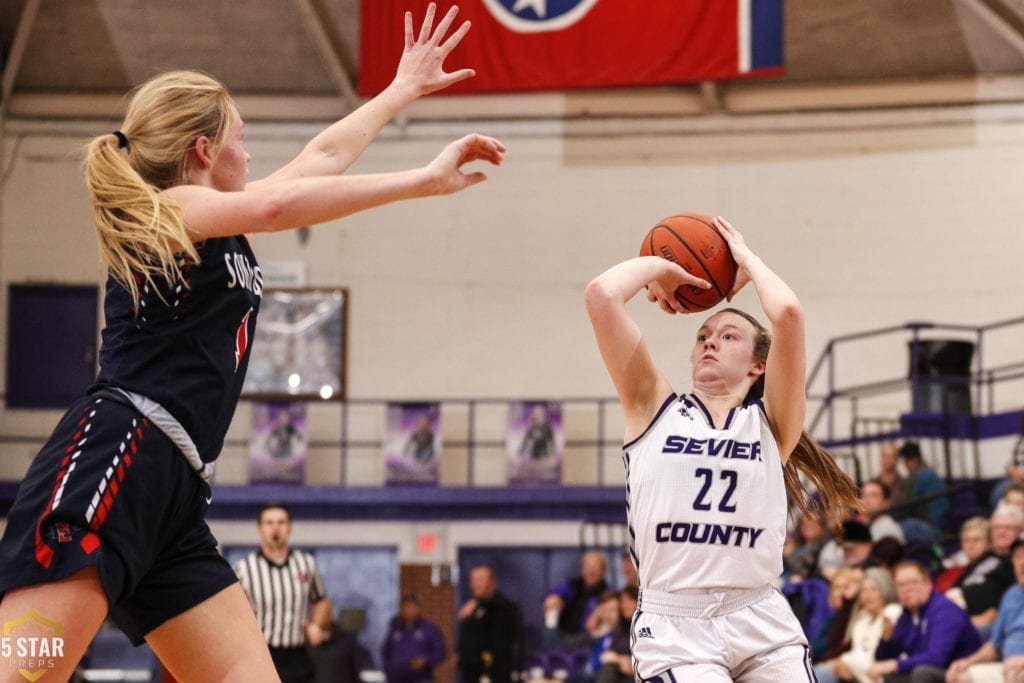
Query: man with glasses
869 560 981 682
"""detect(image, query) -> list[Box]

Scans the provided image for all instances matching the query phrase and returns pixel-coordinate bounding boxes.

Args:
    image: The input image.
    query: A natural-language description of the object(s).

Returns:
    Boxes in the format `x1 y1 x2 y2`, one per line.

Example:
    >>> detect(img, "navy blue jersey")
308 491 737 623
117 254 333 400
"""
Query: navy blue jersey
92 235 262 463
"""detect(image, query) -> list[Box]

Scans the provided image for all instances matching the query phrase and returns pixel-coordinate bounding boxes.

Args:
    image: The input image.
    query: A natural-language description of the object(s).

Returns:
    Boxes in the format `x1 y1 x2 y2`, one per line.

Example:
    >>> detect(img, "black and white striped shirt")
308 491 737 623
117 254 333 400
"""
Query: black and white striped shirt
234 549 327 648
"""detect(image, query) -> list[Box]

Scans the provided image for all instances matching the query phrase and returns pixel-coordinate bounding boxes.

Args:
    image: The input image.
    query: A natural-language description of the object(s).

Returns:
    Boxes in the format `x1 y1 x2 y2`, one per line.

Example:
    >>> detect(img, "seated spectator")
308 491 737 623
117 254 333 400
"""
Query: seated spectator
382 594 446 683
868 537 906 573
946 534 1024 683
813 566 865 664
587 590 620 643
618 548 638 588
543 550 610 650
593 585 636 683
787 510 832 582
816 520 876 584
870 560 981 682
814 567 902 683
878 442 907 508
935 517 990 593
859 479 906 545
841 520 877 568
1000 481 1024 517
946 507 1018 639
892 441 949 548
990 503 1024 558
987 418 1024 511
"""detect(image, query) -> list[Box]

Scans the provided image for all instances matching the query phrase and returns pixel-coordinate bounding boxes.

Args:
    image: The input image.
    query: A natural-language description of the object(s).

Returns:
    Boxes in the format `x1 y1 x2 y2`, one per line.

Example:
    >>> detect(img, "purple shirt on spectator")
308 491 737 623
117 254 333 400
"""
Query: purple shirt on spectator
875 588 981 674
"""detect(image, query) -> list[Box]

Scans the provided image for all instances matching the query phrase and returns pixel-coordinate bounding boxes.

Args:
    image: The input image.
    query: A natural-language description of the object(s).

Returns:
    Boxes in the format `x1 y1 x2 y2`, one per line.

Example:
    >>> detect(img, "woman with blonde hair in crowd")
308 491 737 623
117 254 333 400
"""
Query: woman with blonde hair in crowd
814 567 901 683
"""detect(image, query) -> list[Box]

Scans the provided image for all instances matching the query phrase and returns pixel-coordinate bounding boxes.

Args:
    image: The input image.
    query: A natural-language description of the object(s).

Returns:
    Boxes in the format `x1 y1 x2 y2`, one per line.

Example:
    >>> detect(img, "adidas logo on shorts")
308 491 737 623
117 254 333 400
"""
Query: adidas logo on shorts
637 626 654 639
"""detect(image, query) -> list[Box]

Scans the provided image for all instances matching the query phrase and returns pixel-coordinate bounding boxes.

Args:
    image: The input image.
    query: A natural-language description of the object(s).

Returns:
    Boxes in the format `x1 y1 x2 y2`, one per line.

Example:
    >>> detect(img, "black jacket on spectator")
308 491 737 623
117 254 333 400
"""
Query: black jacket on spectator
458 591 523 683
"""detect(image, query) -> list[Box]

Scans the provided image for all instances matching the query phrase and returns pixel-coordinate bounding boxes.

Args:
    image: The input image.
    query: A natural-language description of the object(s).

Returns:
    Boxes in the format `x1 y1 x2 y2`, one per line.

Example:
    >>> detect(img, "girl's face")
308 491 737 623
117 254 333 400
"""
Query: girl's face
209 103 250 192
619 593 637 620
690 311 764 391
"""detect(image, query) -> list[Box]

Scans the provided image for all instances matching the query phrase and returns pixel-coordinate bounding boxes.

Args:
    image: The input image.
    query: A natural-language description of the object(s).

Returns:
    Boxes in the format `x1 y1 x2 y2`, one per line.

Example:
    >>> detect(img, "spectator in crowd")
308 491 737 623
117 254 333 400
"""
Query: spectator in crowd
841 520 877 569
787 510 832 582
990 503 1024 558
935 517 991 592
543 550 609 649
870 560 981 682
234 503 333 683
988 417 1024 511
868 537 906 573
587 590 621 673
619 548 638 588
593 585 637 683
1000 481 1024 517
814 520 875 585
814 567 901 683
859 479 907 544
945 505 1019 638
892 441 949 547
458 565 523 683
878 442 907 507
382 593 446 683
812 566 864 663
946 534 1024 683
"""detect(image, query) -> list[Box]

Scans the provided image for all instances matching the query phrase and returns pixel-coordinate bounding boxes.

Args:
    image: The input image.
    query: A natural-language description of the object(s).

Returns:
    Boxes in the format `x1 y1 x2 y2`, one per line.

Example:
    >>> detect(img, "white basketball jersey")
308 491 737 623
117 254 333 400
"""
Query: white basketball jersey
624 393 787 592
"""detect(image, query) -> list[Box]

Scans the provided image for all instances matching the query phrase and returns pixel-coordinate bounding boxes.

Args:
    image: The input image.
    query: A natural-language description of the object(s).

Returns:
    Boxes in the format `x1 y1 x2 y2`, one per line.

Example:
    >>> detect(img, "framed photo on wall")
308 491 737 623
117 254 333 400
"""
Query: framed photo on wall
242 288 347 400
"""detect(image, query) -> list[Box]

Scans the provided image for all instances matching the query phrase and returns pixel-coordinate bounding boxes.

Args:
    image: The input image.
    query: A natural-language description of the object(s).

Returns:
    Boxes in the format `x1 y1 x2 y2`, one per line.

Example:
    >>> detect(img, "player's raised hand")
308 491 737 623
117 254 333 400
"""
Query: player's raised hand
424 134 506 195
394 3 475 97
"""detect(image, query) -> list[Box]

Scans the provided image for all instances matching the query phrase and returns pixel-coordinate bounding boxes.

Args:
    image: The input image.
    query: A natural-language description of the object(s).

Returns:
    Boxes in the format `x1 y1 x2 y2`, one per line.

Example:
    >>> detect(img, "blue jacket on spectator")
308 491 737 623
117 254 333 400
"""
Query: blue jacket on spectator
991 582 1024 657
875 588 981 675
382 615 447 683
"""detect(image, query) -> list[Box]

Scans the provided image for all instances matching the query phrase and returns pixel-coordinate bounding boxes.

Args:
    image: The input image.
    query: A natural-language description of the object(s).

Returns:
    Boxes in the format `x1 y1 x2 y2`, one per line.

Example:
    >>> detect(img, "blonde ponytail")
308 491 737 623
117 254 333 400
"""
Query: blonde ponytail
84 71 232 307
86 133 197 307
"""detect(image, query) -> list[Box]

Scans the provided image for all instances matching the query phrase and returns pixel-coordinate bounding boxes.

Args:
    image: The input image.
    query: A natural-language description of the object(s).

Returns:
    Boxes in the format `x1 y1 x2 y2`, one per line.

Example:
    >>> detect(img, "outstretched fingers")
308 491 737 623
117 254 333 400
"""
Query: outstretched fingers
416 2 438 44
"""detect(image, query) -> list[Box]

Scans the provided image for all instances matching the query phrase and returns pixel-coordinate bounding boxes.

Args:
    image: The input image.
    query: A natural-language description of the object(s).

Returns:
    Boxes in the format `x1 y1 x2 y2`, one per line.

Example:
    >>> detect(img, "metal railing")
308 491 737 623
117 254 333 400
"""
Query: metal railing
806 315 1024 481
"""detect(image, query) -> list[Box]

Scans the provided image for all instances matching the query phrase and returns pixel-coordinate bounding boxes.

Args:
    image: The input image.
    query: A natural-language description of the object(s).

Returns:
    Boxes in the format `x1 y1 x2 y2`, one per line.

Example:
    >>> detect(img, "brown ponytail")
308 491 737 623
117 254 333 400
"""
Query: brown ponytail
724 308 860 528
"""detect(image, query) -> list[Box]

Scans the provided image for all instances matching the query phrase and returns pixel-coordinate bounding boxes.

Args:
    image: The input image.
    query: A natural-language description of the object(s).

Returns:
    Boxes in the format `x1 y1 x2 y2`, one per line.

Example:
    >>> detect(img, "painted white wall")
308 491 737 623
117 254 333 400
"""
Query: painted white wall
2 104 1023 485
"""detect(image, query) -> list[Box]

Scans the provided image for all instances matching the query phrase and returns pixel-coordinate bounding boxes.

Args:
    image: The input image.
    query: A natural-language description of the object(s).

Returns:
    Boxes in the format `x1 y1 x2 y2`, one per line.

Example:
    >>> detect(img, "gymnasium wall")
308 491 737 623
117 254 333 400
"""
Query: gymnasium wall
2 103 1024 486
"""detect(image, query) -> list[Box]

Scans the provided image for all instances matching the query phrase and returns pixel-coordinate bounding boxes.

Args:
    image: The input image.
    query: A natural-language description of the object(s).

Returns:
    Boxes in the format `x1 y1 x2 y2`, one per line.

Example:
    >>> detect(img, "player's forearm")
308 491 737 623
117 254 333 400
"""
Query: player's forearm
744 255 803 331
301 82 418 176
586 257 679 306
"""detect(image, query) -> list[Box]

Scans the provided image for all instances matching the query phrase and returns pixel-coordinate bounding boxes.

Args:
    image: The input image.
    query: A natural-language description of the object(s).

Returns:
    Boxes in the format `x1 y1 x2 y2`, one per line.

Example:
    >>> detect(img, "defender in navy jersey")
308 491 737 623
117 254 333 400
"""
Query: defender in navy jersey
0 4 505 681
585 217 857 683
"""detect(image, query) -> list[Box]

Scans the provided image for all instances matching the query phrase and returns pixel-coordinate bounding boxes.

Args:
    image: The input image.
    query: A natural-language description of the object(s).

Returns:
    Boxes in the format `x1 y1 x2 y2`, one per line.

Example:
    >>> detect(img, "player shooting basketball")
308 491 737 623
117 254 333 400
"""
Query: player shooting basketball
585 216 857 682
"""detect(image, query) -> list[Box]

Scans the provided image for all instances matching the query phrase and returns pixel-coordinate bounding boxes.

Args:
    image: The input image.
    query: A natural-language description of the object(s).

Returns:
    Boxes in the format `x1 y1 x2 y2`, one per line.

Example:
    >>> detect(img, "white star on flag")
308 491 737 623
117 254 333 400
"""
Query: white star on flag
512 0 547 18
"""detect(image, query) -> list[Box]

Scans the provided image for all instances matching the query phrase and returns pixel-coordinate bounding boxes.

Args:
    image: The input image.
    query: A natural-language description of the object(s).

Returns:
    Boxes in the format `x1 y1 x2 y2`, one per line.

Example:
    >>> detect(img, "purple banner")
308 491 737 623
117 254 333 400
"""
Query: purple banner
384 403 441 486
507 401 563 486
249 401 307 484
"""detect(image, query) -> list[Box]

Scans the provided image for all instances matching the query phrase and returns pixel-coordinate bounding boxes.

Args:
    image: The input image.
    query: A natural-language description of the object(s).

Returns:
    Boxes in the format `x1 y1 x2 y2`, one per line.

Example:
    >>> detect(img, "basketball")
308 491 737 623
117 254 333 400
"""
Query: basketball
639 213 737 312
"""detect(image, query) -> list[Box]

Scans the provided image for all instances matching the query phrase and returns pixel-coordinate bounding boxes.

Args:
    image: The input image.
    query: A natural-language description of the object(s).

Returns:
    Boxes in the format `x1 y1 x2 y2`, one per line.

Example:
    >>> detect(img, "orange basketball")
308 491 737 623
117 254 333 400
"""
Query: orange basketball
639 213 737 312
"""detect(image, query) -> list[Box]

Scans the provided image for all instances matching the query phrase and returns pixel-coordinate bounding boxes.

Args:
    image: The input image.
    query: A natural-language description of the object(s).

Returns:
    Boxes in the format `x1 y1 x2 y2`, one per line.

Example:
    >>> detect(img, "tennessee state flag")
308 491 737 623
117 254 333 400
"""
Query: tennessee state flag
358 0 783 95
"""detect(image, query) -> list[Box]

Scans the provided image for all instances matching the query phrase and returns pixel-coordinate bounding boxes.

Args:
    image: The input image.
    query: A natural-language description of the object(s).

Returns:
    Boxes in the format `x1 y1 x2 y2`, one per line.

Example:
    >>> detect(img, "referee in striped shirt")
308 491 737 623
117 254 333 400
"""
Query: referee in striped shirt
235 503 333 682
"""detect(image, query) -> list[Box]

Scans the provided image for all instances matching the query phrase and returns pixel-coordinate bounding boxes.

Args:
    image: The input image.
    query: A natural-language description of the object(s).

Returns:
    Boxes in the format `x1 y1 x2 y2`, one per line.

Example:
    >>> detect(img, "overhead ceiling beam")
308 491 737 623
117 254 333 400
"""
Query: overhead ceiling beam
957 0 1024 60
291 0 361 112
1 0 42 119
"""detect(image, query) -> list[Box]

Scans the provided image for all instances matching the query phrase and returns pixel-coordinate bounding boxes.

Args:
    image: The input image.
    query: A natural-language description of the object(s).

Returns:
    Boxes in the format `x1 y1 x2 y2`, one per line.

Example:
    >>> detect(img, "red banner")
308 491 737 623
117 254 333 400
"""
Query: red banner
359 0 783 95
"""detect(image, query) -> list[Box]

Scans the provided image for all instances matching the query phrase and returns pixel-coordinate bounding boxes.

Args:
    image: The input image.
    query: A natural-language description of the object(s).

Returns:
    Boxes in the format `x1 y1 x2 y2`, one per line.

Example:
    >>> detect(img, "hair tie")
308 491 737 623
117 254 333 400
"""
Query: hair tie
112 130 129 149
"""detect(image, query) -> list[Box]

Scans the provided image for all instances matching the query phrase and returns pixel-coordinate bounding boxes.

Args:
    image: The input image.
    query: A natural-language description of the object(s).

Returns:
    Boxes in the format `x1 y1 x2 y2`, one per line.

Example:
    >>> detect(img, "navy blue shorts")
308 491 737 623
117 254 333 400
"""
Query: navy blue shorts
0 394 238 645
